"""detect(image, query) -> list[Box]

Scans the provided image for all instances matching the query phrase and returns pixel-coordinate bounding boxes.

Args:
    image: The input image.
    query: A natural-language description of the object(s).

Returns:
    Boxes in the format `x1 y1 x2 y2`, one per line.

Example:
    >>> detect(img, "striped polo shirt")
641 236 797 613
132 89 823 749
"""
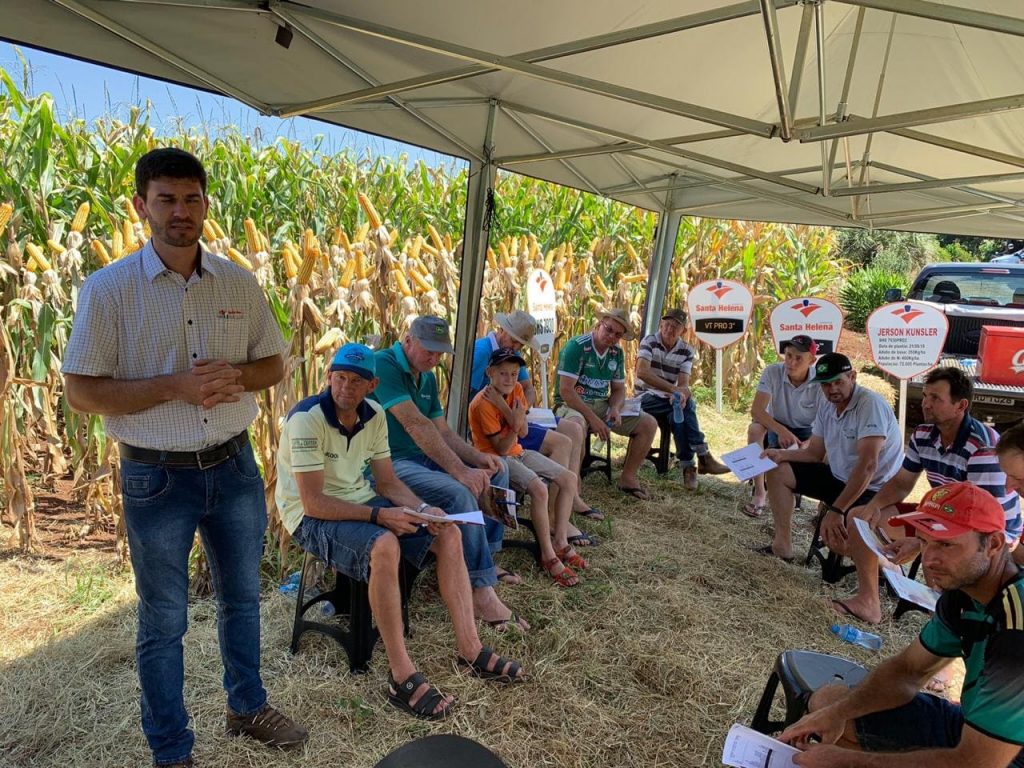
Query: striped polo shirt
903 415 1022 542
635 332 695 399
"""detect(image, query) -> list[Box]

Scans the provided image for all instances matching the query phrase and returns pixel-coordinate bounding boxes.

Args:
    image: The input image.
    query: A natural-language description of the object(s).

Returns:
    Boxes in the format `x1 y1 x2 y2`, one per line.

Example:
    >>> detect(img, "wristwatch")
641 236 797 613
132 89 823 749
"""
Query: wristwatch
369 506 381 525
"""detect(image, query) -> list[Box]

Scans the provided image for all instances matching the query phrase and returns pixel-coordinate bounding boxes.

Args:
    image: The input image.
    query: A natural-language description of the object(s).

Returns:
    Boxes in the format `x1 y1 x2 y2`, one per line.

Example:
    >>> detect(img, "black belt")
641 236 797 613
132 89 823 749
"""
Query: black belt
120 431 249 469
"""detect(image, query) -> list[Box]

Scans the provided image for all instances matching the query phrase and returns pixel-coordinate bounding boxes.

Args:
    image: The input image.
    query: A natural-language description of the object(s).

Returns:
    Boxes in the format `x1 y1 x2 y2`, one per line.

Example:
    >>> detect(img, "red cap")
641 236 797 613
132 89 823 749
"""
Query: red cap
889 482 1004 540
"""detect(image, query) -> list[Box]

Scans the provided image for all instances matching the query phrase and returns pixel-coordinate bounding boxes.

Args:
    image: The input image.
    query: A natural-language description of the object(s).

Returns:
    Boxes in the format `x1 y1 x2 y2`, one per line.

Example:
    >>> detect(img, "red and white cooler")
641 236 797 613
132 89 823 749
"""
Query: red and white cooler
978 325 1024 387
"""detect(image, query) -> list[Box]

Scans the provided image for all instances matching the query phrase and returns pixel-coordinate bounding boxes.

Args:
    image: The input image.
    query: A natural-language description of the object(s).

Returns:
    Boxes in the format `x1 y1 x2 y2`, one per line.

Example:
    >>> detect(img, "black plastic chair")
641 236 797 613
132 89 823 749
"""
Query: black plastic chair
806 504 856 583
374 735 508 768
581 424 613 482
645 409 673 475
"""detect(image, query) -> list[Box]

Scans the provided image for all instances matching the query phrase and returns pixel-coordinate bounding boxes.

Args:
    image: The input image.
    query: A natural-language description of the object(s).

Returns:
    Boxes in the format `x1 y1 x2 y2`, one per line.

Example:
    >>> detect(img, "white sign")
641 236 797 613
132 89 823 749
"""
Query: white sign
687 279 754 349
526 268 557 358
866 301 949 379
770 297 843 356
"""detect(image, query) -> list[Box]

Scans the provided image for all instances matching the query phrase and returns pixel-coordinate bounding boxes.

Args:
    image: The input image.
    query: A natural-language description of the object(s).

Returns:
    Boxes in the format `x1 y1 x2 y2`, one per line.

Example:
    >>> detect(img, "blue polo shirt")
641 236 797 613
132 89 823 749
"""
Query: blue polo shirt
469 332 530 401
371 342 444 462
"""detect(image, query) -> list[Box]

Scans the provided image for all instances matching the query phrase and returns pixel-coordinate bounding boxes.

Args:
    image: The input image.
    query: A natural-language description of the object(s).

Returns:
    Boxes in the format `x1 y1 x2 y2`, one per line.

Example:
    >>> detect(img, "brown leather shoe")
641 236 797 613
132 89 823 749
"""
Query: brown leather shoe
698 452 729 475
226 703 308 748
682 466 698 490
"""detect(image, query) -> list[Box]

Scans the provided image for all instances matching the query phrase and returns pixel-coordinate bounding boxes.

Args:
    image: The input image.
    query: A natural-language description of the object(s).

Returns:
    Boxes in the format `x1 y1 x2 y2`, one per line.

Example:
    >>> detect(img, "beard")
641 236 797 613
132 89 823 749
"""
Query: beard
152 219 201 248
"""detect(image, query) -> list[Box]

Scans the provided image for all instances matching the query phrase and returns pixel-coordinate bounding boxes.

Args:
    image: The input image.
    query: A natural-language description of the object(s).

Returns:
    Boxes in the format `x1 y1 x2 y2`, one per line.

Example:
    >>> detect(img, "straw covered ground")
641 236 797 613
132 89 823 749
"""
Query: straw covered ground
1 387 937 768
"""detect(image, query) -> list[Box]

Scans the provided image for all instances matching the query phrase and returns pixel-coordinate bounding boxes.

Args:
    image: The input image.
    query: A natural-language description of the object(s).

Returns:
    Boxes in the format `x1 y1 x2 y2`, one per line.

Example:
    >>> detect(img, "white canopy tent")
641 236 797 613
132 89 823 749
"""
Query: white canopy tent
8 0 1024 424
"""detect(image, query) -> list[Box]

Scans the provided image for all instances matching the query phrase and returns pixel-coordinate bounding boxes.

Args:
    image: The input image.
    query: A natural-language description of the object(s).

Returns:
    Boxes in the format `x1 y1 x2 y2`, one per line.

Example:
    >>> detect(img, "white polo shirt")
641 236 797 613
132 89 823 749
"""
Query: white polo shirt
813 385 904 490
276 391 391 534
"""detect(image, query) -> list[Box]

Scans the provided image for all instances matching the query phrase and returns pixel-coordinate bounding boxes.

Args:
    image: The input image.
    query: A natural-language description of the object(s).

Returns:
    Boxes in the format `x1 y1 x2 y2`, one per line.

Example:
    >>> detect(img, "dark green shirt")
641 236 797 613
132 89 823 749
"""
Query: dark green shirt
919 569 1024 749
370 342 443 462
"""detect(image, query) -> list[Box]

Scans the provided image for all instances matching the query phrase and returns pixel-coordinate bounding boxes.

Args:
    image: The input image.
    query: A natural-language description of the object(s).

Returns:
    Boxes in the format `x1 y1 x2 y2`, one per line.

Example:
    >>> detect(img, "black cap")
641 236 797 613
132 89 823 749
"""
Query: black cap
409 315 453 353
814 352 853 383
661 308 688 325
488 347 526 368
781 334 818 355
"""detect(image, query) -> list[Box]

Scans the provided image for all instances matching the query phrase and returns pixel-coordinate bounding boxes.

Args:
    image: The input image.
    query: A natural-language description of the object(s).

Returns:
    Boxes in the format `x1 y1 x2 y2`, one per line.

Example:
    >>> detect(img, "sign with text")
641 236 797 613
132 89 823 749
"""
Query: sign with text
769 297 843 356
866 301 949 379
526 268 557 358
687 279 754 349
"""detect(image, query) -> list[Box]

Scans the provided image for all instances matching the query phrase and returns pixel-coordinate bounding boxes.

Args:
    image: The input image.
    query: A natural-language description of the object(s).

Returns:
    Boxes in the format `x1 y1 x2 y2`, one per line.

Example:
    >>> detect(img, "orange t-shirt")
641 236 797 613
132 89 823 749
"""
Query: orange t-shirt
468 382 527 457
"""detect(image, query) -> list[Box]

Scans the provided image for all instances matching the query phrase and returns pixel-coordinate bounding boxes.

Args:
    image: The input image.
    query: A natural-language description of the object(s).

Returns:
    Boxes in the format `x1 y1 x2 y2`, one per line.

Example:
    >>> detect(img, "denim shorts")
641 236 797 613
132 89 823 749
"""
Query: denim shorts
765 424 813 448
291 495 434 583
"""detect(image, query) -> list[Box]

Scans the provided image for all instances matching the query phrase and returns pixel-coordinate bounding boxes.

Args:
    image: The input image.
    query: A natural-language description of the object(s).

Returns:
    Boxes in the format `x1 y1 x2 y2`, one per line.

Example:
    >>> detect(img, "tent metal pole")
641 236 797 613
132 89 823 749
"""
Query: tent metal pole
886 128 1024 169
837 0 1024 38
826 8 866 194
497 105 602 195
814 1 830 196
643 206 683 338
833 169 1024 196
447 101 497 434
495 130 741 166
788 3 815 111
761 0 793 140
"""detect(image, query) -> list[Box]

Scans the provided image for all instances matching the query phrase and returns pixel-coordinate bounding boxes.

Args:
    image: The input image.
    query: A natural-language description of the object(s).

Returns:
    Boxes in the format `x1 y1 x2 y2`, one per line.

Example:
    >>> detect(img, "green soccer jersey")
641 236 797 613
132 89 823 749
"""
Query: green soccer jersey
554 332 625 406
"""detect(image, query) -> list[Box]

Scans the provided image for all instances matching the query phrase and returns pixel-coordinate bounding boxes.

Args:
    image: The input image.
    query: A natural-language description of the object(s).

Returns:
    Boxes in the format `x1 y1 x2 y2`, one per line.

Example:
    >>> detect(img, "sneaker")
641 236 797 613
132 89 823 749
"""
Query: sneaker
698 452 729 475
682 466 698 491
226 703 308 748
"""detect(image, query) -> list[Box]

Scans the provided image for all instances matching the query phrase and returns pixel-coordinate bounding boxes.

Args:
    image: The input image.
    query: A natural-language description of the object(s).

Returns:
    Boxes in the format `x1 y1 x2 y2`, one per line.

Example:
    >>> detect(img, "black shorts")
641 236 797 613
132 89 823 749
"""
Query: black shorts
790 462 876 510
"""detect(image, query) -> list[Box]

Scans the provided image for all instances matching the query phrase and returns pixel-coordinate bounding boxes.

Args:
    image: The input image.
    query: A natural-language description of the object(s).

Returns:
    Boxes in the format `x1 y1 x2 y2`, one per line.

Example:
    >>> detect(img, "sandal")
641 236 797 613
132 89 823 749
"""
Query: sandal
575 506 605 522
387 671 455 721
457 646 528 683
741 501 766 518
496 567 522 585
483 611 527 632
542 556 578 587
556 545 588 570
567 532 600 548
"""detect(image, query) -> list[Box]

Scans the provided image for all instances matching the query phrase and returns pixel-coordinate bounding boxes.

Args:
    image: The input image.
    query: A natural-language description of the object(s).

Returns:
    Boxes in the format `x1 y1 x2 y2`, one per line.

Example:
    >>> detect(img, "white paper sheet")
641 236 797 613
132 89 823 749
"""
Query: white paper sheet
723 724 800 768
882 568 939 612
850 518 900 571
405 509 485 526
722 443 779 482
526 407 557 428
620 396 643 417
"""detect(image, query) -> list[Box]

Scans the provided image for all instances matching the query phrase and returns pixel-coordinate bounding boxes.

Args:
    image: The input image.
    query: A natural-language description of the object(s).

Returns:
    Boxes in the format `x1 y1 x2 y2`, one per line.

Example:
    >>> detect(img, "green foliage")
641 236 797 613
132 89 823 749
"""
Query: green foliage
938 241 974 263
834 227 933 276
63 565 115 614
839 266 910 331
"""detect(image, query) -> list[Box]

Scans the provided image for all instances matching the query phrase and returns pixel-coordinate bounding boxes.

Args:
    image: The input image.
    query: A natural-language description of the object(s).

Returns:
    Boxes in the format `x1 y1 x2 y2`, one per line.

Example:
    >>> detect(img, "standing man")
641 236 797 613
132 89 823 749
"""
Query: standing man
780 481 1024 768
833 367 1020 625
63 148 306 768
760 353 904 562
371 316 528 631
635 308 728 491
555 308 658 500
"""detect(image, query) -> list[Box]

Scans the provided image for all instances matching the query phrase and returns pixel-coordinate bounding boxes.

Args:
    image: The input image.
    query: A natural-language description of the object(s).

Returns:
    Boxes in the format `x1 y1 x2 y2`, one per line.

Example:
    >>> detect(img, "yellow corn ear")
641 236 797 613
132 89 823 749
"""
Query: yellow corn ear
443 234 452 253
203 221 217 241
331 226 344 247
588 237 599 255
112 230 124 260
354 222 370 243
389 228 399 247
302 228 317 261
357 193 382 229
227 247 253 270
566 241 574 260
421 241 439 258
70 202 90 233
339 258 356 288
296 251 316 286
210 219 226 240
427 224 444 252
0 202 12 231
123 198 140 224
26 242 52 271
409 267 433 293
355 249 367 280
486 247 497 269
554 266 567 290
282 243 299 280
594 275 610 295
410 234 423 262
498 242 511 268
91 240 111 265
46 239 66 255
622 273 647 284
391 269 412 297
528 235 539 263
337 229 351 253
544 249 557 273
244 218 260 255
122 219 137 252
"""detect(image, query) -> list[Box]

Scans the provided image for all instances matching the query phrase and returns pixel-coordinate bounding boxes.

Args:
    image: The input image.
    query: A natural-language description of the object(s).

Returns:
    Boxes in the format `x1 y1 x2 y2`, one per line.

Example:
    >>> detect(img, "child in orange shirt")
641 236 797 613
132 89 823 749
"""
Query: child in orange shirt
468 348 585 587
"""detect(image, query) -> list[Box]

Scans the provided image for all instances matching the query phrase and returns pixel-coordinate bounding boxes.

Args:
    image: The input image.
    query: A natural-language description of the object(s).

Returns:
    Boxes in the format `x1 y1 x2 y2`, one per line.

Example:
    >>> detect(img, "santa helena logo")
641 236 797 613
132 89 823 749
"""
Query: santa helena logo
791 299 820 317
534 273 549 291
708 281 732 300
1012 349 1024 374
892 304 924 324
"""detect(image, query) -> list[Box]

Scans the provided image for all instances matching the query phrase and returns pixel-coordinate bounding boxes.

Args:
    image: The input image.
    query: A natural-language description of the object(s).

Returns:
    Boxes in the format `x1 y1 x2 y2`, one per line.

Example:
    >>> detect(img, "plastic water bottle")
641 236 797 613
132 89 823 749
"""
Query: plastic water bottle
831 623 883 650
671 392 684 424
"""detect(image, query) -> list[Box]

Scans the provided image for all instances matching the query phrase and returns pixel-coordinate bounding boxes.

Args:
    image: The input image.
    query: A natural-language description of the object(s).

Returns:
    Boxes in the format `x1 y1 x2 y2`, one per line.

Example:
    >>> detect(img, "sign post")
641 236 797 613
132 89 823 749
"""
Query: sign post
526 268 557 408
687 278 754 413
769 297 844 356
866 301 950 435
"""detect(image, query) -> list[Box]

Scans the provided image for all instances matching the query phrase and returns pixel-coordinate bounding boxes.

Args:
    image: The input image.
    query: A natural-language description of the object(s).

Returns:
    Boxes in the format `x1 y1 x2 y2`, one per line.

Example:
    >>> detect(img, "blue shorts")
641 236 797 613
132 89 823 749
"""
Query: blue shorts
765 424 813 448
291 495 434 583
519 422 555 452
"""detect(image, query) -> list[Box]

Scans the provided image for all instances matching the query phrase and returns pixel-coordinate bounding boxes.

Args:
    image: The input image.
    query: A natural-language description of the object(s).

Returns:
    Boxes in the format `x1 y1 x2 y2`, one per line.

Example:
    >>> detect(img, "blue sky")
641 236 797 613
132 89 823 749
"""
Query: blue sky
0 42 457 167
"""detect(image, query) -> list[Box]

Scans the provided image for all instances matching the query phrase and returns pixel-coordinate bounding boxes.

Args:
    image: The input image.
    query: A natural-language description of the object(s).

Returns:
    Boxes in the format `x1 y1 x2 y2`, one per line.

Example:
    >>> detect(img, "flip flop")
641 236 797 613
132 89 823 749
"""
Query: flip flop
482 611 528 633
566 532 600 548
575 506 605 521
753 544 794 564
495 568 522 586
830 599 878 625
741 501 766 518
618 486 650 501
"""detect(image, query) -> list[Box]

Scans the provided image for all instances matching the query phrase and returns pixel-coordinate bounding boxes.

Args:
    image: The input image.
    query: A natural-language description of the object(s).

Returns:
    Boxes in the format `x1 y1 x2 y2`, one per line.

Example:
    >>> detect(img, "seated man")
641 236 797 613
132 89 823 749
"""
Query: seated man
469 348 585 587
996 422 1024 567
635 307 728 491
371 316 528 631
833 367 1021 625
471 309 605 530
555 308 658 501
760 353 904 562
277 344 527 721
743 334 822 516
781 481 1024 768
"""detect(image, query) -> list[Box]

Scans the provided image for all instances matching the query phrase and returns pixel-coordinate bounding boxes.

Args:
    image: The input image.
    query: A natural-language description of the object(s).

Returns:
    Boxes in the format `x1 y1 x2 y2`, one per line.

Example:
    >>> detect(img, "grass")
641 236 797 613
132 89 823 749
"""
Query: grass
0 395 937 768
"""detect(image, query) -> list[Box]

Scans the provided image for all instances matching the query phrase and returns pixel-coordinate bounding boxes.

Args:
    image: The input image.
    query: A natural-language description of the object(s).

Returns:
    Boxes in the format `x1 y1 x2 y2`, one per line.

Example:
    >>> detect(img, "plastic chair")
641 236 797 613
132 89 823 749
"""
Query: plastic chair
374 735 508 768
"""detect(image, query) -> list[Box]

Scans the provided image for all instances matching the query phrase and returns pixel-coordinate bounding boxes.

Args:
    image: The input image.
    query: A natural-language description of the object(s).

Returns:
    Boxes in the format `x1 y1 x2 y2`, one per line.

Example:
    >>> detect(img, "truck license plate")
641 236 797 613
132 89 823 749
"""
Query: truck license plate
974 395 1015 406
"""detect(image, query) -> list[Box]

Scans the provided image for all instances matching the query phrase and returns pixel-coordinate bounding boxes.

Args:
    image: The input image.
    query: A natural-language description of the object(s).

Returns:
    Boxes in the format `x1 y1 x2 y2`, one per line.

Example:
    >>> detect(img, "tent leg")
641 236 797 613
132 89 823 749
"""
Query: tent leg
642 209 683 338
447 100 497 434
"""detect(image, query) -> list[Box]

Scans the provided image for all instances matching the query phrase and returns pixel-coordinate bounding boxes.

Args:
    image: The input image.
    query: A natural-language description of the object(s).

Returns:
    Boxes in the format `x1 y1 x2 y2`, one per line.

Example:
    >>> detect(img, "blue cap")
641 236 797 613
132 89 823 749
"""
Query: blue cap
330 343 376 380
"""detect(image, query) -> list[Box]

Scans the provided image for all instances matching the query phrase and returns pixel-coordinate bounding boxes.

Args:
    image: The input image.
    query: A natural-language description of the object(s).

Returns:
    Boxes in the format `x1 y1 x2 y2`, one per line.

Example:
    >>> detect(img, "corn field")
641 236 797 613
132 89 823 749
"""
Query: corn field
0 65 846 559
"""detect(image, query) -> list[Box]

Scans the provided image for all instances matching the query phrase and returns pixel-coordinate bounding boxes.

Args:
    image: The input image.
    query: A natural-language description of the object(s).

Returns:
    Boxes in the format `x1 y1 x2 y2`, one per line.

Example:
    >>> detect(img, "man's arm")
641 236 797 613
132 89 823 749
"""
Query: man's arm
791 726 1021 768
861 467 919 519
294 467 422 535
608 379 626 411
764 434 827 464
370 457 438 512
235 353 284 392
521 379 537 408
386 400 469 477
751 390 790 435
635 358 676 394
434 415 498 469
558 374 603 433
832 436 885 512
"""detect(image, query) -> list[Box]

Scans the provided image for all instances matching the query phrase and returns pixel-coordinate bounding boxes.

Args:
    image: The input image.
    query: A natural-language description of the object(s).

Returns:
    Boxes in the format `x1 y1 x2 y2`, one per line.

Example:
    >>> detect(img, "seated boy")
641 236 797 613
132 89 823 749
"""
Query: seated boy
469 348 585 587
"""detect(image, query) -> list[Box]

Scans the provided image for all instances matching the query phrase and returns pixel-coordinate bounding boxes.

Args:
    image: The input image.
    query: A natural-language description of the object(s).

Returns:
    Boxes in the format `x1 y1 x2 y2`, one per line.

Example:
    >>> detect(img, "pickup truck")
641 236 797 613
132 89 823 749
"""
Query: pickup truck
885 262 1024 430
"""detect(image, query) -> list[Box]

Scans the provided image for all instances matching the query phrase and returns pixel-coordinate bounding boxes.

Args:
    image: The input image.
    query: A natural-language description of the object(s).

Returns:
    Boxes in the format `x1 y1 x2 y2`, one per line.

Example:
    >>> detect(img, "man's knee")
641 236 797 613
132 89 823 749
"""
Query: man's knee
528 478 548 506
748 422 766 440
369 532 400 571
558 419 583 443
766 465 796 491
432 523 463 557
554 469 576 495
807 683 851 712
634 413 657 438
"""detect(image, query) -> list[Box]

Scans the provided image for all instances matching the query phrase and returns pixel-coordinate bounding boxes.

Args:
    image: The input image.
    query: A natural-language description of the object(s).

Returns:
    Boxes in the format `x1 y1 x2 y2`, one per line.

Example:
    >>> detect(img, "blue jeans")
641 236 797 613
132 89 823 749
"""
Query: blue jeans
640 393 708 466
121 442 267 766
389 455 507 588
